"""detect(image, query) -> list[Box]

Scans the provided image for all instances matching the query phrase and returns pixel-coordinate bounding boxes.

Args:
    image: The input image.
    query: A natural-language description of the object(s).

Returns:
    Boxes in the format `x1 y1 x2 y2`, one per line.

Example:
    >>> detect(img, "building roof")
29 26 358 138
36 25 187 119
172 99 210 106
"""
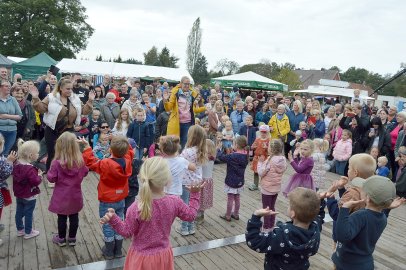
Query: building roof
294 69 340 89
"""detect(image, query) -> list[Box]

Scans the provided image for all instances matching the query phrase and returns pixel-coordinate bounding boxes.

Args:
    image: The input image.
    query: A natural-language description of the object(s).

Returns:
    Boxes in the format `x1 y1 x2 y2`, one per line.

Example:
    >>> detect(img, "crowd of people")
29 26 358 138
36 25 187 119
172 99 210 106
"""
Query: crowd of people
0 66 406 269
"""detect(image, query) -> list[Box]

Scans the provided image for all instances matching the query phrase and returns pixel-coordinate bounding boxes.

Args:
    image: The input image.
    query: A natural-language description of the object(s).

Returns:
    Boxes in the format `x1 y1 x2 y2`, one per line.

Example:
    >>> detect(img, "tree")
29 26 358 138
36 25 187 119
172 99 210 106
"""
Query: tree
96 55 103 61
0 0 94 60
113 55 123 63
192 54 209 84
158 46 179 68
340 67 370 84
274 68 302 90
186 17 202 74
124 58 142 65
239 61 280 79
214 58 240 76
143 46 160 66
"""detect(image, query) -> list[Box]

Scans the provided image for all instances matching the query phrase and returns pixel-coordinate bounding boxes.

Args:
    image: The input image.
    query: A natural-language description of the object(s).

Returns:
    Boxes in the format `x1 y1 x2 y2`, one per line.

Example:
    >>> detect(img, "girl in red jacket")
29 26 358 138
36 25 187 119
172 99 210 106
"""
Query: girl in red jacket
257 139 287 231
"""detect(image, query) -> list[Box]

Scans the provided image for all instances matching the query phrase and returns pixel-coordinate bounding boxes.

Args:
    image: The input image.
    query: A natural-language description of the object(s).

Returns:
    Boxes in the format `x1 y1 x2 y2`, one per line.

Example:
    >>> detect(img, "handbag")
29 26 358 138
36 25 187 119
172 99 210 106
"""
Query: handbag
1 188 12 207
55 98 71 133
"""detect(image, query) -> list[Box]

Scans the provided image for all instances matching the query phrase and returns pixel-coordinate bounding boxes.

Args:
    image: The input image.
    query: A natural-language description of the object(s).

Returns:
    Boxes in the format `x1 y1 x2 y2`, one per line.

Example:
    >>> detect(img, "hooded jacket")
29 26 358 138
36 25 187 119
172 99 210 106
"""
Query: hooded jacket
246 216 322 270
12 163 41 199
258 156 287 194
47 160 89 215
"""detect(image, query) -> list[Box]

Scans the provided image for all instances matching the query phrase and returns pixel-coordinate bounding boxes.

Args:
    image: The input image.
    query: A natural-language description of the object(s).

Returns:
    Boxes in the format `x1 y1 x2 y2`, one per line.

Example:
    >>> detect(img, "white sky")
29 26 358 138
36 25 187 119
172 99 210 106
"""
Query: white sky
78 0 406 75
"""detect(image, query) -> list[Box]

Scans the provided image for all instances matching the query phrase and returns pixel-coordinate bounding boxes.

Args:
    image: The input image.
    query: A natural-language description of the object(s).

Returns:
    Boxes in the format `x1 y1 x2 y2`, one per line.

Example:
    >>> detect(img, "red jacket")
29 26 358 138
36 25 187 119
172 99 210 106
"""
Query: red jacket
82 147 134 203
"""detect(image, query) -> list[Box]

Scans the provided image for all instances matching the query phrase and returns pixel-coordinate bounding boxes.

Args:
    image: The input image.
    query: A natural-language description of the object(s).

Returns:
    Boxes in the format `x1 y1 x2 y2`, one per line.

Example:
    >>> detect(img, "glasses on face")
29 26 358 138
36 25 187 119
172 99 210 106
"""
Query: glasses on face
183 83 190 86
100 126 109 129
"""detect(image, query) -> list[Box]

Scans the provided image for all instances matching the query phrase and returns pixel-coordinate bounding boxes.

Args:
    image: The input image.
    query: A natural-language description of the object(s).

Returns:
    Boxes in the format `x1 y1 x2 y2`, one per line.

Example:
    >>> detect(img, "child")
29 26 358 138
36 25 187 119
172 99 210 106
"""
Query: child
0 134 17 246
283 139 315 197
198 139 216 222
311 138 330 191
202 121 210 135
100 157 204 270
47 132 89 246
93 133 111 159
376 156 390 177
125 157 142 217
246 187 323 269
148 138 161 158
332 129 352 176
289 130 303 154
332 175 396 270
257 139 287 230
88 109 102 146
369 146 379 162
81 135 134 259
93 121 111 148
112 107 131 137
160 135 196 196
249 125 270 191
222 120 234 154
238 115 257 153
217 136 249 221
178 125 207 236
218 115 230 132
12 139 42 239
127 108 150 160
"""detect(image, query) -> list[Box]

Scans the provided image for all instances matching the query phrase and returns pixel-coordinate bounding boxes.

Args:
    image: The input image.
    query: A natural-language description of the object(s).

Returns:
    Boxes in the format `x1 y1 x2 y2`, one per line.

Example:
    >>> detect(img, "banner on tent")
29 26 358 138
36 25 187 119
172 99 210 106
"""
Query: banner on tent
211 79 285 91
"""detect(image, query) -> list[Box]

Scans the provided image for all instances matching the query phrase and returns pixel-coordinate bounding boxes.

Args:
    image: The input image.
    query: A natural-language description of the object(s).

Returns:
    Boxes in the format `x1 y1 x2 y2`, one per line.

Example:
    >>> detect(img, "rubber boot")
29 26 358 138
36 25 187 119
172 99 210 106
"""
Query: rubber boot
249 173 259 190
102 241 115 260
114 239 124 258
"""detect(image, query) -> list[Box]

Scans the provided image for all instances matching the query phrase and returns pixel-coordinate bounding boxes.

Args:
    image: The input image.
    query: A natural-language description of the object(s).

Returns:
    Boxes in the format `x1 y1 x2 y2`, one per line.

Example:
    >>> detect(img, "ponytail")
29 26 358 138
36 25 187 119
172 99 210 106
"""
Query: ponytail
138 178 153 221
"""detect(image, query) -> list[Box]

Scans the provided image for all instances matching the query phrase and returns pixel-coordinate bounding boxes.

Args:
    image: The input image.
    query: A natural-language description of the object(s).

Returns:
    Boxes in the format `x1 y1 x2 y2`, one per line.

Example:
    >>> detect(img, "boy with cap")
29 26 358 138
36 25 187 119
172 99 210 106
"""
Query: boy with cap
332 176 396 270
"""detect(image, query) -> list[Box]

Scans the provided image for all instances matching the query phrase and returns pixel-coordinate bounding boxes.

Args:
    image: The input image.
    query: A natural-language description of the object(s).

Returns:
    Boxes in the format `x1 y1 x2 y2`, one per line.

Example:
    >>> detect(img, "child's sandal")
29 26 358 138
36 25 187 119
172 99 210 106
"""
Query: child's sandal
219 215 231 222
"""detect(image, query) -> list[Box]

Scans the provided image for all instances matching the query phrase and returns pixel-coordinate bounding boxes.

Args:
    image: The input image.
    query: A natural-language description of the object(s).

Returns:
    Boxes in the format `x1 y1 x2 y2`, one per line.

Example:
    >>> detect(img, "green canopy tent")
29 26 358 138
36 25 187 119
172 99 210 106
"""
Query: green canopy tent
0 54 15 68
12 52 57 80
211 71 288 91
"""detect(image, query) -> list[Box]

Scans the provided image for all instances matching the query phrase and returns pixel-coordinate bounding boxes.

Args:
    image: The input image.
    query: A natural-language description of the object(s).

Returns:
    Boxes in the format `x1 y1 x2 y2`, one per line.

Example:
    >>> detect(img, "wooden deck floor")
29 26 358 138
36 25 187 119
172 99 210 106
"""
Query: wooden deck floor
0 163 405 270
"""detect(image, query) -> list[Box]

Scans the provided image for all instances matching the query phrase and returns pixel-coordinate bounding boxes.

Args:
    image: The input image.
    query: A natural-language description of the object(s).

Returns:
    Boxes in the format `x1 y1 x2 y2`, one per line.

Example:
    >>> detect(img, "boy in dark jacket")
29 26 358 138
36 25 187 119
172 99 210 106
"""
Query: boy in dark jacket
246 187 324 270
238 115 257 155
126 108 150 160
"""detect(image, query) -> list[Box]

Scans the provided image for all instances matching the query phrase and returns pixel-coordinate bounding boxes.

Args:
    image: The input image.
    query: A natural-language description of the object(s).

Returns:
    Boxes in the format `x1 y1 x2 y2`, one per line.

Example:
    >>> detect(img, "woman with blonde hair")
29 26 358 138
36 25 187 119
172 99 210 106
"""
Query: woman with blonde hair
208 100 224 136
31 77 95 171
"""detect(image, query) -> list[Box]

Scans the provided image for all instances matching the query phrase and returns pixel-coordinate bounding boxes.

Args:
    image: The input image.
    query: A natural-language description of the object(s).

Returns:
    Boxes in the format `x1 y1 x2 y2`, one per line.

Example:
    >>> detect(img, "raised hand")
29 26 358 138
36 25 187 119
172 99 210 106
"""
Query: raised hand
254 206 279 217
100 208 115 224
88 90 96 101
76 136 90 147
337 176 349 189
7 151 18 163
29 86 39 99
389 197 406 209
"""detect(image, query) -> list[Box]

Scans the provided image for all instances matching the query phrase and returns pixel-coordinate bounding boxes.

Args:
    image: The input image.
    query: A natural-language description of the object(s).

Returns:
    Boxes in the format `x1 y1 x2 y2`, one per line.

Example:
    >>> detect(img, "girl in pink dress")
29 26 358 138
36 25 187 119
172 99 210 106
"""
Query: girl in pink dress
100 157 204 270
282 139 315 197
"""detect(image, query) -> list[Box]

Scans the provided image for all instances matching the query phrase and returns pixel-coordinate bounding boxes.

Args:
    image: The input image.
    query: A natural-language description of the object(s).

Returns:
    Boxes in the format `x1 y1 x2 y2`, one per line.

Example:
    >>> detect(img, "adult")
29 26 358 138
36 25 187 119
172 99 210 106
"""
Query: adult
102 74 112 92
100 92 120 129
388 111 406 179
286 100 305 153
230 101 249 134
11 84 35 141
0 67 8 81
334 103 343 117
38 71 57 99
72 73 89 103
308 109 325 139
31 77 94 170
152 87 164 116
208 100 224 136
223 93 233 116
255 103 272 126
122 89 142 120
339 103 369 154
351 89 365 105
141 92 157 124
366 117 391 157
93 85 106 110
245 102 256 122
395 122 406 162
163 76 205 147
0 80 22 155
324 107 336 134
388 106 398 125
119 83 130 101
268 104 290 142
378 108 393 131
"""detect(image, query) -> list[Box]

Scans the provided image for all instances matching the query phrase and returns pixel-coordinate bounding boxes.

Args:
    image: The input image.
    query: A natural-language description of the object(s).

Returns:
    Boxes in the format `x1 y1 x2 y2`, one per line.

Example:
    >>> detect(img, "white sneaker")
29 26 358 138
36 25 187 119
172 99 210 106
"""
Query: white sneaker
17 229 25 237
24 229 40 239
175 227 189 236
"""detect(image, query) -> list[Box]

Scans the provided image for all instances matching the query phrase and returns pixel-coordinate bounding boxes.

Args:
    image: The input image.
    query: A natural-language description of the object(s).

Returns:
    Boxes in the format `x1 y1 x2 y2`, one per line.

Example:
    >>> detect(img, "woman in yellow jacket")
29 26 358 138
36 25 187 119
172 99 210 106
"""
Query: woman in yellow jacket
163 76 205 147
268 104 291 142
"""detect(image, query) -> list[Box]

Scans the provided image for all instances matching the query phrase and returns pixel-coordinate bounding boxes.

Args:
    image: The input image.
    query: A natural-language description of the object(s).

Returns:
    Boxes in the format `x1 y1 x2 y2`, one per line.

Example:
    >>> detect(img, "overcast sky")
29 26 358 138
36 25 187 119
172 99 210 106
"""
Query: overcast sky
78 0 405 75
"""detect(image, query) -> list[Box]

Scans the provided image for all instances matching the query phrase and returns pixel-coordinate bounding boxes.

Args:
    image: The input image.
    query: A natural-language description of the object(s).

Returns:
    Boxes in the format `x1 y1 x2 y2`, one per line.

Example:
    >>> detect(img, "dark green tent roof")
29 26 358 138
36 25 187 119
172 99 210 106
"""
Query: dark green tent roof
13 52 56 67
0 54 15 67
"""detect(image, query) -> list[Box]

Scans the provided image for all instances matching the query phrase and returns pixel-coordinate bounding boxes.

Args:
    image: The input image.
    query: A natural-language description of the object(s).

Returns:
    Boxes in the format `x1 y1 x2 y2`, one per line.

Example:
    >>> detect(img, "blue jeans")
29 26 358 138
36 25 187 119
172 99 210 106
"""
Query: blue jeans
335 160 348 176
15 198 36 234
99 200 125 242
180 185 194 231
0 130 17 156
135 147 144 160
180 122 192 149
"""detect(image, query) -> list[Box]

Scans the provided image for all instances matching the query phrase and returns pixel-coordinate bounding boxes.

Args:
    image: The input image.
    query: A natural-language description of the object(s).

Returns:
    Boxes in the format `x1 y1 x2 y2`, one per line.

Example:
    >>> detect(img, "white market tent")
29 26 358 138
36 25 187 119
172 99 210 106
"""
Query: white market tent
211 71 288 91
56 58 194 84
290 85 375 100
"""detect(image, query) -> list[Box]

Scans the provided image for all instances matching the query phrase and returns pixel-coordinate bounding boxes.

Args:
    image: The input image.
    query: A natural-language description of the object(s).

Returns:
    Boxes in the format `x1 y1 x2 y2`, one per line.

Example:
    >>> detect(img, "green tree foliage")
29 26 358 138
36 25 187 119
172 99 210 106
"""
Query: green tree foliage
214 58 240 76
96 55 103 61
113 55 123 63
192 54 209 84
124 58 142 65
0 0 94 60
186 17 202 74
158 46 179 68
274 68 302 90
239 61 281 79
143 46 160 66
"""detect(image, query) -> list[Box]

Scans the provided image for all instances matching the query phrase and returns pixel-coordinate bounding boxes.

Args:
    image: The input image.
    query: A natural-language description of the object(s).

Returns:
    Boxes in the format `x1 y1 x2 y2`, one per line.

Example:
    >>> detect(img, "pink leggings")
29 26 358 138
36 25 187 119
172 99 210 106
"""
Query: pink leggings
226 193 240 217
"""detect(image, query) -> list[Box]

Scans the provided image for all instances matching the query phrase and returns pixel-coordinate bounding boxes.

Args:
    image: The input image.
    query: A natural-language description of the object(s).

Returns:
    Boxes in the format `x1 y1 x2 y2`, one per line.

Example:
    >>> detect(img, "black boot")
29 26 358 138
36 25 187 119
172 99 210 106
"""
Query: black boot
114 239 124 258
102 241 115 260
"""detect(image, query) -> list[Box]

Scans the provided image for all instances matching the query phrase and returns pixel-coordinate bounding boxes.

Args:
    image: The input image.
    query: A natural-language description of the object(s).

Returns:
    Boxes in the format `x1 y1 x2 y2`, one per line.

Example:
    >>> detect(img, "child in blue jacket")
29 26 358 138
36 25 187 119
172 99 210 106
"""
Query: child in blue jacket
126 108 150 160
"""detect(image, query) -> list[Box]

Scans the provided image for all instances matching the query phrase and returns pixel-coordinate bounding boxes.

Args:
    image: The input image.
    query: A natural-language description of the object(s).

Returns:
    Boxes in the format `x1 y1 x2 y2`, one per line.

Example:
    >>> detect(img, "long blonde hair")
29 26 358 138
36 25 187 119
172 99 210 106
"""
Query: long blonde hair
116 107 131 131
54 132 84 169
185 125 208 165
52 77 71 96
313 138 329 153
206 139 216 159
17 139 40 162
138 157 171 221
